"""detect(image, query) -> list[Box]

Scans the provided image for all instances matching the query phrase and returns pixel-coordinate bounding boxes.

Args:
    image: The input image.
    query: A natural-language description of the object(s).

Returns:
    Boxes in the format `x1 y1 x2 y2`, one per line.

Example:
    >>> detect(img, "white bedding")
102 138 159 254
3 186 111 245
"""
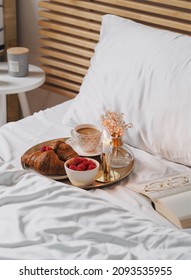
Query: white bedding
0 100 191 260
1 14 191 260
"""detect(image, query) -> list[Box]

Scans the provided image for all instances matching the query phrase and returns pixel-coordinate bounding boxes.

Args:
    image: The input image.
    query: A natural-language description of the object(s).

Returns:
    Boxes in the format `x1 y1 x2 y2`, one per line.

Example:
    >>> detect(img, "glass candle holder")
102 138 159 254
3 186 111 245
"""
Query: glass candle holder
109 136 134 168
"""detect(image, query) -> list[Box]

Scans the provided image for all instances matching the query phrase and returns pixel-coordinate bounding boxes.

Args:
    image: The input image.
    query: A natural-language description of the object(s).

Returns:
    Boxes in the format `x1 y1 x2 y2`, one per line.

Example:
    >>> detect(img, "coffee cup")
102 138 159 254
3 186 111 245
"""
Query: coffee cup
71 124 102 152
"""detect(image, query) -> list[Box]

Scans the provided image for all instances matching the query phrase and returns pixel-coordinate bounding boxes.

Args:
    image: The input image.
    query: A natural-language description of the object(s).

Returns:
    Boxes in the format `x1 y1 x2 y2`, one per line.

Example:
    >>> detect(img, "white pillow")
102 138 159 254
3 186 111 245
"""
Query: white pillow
63 14 191 166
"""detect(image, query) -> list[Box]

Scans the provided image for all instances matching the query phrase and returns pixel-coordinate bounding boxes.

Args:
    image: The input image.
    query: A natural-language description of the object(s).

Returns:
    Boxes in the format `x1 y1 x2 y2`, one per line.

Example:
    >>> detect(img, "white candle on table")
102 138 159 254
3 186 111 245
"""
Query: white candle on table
102 131 110 156
102 130 111 182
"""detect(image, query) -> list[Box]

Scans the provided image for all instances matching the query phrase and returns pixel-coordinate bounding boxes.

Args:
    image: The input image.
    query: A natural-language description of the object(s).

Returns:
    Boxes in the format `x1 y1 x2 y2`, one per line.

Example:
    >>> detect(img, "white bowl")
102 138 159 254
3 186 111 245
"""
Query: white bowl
64 157 100 187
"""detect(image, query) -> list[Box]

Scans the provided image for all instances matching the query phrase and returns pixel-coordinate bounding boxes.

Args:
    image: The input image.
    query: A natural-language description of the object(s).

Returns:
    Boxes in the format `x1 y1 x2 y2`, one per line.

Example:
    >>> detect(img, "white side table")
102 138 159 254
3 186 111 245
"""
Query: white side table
0 62 45 126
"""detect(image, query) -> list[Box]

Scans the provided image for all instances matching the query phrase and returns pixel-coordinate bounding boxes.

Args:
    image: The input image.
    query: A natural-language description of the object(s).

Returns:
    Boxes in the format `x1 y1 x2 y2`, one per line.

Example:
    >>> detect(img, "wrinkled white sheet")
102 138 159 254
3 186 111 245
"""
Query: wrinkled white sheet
0 101 191 260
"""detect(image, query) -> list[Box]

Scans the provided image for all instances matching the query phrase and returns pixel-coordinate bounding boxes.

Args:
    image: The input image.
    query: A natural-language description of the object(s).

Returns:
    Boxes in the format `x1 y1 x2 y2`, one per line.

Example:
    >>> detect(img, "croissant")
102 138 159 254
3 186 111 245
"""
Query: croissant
50 141 78 161
21 140 78 176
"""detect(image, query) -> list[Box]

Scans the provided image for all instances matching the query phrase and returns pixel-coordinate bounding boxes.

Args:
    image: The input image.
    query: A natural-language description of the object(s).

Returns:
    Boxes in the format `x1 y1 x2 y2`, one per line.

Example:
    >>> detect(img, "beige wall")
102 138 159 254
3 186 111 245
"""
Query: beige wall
17 0 68 114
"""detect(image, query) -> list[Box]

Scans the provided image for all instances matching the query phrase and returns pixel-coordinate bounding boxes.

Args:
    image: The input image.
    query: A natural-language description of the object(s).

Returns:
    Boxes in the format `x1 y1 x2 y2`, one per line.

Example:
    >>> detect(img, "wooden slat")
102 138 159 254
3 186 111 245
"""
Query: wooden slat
38 0 191 98
147 0 191 9
39 1 101 21
45 75 80 92
39 29 96 50
39 46 90 67
42 66 83 85
42 84 76 98
39 38 93 58
38 10 100 32
39 56 87 76
39 19 99 41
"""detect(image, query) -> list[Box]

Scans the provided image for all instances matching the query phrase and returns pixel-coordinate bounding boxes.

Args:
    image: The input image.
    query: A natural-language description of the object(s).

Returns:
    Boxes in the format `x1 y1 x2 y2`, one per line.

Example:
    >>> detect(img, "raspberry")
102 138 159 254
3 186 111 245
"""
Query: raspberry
69 165 77 170
73 157 83 165
82 162 88 169
87 163 96 170
87 159 94 165
46 146 52 151
82 158 88 162
77 163 86 171
76 166 83 171
40 145 47 152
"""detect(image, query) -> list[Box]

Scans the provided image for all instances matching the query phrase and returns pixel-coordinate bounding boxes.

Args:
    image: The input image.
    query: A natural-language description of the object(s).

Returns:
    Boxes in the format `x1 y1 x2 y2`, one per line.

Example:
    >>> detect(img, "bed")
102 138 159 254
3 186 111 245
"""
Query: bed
0 1 191 260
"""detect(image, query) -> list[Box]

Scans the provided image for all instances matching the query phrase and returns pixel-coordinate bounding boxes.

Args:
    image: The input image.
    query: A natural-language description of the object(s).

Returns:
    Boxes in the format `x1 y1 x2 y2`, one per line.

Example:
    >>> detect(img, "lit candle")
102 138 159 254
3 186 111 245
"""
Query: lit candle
102 130 110 156
96 130 120 183
101 131 111 182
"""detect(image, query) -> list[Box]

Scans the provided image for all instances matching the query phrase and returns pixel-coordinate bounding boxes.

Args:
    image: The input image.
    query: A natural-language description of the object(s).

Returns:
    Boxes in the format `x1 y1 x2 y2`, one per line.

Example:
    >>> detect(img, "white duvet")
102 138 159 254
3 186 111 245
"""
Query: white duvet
0 101 191 260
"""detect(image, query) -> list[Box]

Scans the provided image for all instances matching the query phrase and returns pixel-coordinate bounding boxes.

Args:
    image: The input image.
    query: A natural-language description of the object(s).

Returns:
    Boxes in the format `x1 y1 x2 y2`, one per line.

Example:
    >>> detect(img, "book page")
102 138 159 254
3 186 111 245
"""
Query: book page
156 190 191 220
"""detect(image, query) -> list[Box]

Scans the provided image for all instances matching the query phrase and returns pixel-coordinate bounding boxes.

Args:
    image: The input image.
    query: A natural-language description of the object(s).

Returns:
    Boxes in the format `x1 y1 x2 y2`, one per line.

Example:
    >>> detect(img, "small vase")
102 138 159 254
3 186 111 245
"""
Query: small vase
109 136 133 168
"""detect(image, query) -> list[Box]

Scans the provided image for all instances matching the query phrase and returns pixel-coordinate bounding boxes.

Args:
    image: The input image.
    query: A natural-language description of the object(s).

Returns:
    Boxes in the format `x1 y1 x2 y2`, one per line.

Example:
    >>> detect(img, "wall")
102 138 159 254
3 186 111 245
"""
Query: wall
17 0 68 114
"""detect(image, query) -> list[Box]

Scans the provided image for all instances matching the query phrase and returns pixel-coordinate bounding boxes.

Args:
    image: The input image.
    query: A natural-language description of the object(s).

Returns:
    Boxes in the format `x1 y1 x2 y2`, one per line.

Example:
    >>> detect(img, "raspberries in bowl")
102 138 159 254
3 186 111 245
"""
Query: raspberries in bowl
68 157 97 171
65 157 99 187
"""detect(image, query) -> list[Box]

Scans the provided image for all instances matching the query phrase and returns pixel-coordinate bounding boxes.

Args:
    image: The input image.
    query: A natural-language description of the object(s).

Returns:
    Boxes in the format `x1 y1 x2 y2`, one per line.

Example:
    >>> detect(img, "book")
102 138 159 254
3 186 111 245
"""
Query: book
129 174 191 229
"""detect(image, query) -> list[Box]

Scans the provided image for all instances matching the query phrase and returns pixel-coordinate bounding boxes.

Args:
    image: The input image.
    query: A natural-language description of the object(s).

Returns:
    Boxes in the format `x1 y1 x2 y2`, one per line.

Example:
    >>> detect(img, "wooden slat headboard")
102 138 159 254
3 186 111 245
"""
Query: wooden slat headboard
38 0 191 98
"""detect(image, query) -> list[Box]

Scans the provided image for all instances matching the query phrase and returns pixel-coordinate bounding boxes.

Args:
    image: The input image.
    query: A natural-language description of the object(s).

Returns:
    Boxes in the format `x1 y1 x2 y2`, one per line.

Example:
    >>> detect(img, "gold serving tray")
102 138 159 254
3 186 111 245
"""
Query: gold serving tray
21 138 135 190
